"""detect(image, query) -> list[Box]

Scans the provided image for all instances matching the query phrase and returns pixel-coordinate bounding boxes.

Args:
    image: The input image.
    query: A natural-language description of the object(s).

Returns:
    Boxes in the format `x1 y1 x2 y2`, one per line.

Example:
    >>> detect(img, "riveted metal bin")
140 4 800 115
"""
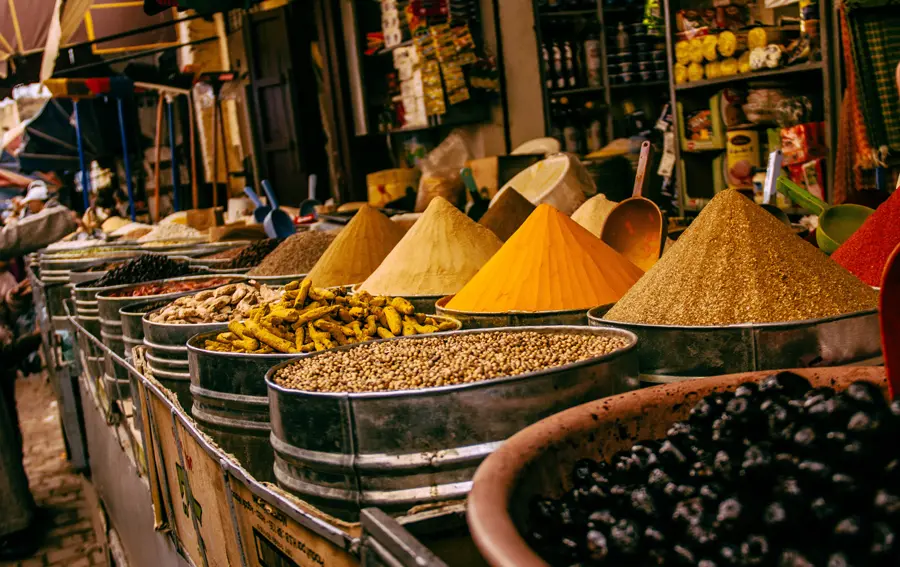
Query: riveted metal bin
266 325 639 521
435 295 590 329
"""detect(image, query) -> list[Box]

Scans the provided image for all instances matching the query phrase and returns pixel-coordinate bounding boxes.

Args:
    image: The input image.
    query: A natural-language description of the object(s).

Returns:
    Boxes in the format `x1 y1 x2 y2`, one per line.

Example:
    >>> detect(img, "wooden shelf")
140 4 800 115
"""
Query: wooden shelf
610 80 668 89
370 39 415 56
537 9 598 17
674 62 823 91
550 85 605 96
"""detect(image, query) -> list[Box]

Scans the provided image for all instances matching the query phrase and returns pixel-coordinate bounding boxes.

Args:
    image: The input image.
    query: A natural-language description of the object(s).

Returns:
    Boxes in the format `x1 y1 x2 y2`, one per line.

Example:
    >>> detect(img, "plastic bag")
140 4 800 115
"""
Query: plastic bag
414 129 474 212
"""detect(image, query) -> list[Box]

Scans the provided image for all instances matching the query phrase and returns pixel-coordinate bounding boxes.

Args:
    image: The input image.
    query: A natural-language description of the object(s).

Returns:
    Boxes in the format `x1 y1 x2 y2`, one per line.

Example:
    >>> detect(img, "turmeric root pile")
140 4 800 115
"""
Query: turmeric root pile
203 278 458 354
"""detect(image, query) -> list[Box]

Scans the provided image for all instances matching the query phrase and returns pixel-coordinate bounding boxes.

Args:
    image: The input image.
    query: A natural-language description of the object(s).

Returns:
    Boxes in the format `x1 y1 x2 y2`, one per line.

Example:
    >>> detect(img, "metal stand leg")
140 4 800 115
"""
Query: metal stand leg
166 97 181 212
116 98 137 221
73 101 91 212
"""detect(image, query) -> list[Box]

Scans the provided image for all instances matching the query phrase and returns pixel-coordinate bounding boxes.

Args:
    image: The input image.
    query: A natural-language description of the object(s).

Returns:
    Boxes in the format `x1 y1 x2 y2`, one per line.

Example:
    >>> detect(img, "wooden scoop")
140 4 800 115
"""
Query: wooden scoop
881 243 900 398
601 140 666 271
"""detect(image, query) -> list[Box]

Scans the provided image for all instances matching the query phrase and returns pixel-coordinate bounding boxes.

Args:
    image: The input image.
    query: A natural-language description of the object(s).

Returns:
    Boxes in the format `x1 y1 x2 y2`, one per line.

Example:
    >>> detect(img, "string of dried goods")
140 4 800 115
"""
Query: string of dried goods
605 190 878 326
202 278 456 355
148 282 281 324
273 330 630 393
107 277 233 298
529 373 900 566
248 232 336 276
90 254 198 288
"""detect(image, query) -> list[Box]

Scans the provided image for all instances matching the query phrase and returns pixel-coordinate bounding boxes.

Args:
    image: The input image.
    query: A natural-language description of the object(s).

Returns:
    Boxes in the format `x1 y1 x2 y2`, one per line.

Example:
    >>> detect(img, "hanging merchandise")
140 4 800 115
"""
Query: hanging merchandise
643 0 664 36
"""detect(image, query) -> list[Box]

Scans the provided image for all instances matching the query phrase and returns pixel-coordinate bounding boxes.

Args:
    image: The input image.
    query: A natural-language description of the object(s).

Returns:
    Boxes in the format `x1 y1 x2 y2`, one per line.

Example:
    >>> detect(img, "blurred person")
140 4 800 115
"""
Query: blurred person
19 180 59 218
0 188 77 260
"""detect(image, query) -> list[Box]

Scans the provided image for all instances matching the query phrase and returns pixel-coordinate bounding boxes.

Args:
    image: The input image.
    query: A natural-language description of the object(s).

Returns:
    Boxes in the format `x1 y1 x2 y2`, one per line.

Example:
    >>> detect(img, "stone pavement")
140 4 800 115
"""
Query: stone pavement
0 374 103 567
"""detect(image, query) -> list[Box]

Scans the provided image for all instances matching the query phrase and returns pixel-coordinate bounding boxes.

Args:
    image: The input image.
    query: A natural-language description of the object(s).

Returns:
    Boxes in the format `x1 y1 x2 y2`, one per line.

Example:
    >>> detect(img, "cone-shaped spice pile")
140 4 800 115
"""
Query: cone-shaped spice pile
831 189 900 287
447 204 644 312
606 190 878 326
360 197 502 297
572 194 618 238
478 188 536 242
307 205 406 287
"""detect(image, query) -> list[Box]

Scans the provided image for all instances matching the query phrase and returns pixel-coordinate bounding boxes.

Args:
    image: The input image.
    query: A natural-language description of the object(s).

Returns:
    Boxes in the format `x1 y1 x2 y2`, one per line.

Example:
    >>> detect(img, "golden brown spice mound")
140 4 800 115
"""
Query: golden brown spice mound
605 190 878 326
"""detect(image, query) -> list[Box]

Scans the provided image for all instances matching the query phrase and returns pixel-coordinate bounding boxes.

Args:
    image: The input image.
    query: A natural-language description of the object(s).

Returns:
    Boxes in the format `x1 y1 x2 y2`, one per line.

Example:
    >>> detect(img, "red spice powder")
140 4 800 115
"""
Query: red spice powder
832 189 900 286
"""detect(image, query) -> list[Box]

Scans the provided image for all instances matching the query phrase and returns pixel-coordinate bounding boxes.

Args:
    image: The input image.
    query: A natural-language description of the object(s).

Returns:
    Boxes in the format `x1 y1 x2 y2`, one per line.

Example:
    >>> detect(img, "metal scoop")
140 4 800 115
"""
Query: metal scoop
761 150 790 226
776 176 874 254
881 243 900 398
261 179 296 239
243 186 271 224
601 140 666 272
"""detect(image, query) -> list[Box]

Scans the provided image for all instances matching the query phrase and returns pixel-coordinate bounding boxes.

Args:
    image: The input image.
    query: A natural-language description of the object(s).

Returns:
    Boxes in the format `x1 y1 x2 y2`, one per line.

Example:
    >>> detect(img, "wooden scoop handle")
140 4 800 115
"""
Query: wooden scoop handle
633 140 653 198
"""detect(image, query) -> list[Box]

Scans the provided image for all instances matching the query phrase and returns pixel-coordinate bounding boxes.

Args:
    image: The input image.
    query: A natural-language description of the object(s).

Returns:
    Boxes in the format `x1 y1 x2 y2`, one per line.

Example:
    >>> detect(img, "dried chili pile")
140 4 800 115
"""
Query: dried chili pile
831 189 900 287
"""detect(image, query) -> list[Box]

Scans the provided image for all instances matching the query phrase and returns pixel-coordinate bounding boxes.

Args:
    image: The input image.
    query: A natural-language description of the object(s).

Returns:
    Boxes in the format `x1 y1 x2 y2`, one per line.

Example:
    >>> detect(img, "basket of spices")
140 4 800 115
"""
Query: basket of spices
243 232 337 286
438 204 644 328
266 325 639 520
358 197 502 313
588 190 880 386
187 278 459 482
467 366 888 567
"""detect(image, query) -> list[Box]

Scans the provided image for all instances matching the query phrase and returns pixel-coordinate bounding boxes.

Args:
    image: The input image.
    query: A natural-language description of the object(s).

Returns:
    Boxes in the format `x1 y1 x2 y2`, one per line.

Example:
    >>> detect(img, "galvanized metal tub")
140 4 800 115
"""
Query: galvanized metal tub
187 333 301 482
435 295 590 329
243 273 306 287
265 325 639 521
96 275 244 405
143 315 232 413
587 305 883 386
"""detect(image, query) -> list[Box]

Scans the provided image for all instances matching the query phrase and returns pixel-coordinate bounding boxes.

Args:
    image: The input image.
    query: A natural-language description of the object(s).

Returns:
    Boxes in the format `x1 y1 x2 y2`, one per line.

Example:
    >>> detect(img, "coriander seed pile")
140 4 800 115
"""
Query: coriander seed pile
273 331 629 393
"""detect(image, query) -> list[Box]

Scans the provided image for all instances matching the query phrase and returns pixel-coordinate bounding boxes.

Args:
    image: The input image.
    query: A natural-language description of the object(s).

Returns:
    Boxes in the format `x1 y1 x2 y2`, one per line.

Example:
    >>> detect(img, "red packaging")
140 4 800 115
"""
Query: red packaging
781 122 825 165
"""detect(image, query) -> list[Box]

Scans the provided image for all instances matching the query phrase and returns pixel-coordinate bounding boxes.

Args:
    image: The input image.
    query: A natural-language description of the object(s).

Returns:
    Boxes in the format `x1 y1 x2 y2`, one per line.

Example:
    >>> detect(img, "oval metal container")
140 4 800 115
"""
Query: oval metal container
243 273 307 287
587 305 882 386
187 332 301 483
207 266 252 275
466 367 886 567
120 299 172 362
435 295 590 329
95 275 244 405
265 325 639 521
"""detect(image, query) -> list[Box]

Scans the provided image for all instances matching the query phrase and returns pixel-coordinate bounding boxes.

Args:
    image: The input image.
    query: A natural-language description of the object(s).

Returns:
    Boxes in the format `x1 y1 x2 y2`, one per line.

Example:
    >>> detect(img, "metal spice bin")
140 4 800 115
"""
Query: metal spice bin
96 275 245 403
586 305 883 385
435 295 590 329
265 325 639 521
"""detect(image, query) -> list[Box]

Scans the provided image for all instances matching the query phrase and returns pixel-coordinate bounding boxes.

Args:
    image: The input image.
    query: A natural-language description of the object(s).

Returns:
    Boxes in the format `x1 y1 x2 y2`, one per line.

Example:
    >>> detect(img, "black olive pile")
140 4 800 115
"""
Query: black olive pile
529 372 900 566
88 254 200 288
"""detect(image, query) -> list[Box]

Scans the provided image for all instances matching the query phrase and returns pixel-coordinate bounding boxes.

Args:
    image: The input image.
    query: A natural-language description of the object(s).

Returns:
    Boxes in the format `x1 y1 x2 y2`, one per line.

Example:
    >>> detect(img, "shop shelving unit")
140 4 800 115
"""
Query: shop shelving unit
661 0 835 214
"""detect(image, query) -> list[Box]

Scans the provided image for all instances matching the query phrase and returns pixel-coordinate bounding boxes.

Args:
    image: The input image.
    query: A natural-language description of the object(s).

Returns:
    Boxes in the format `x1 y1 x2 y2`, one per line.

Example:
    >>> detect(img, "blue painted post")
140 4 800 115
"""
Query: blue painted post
116 98 136 221
166 97 180 212
73 101 91 212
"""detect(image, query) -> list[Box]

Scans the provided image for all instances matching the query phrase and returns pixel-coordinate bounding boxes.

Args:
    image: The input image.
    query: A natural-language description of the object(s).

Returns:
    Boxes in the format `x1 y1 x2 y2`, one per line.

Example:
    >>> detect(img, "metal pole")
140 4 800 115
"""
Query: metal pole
116 98 136 221
166 96 180 212
73 101 91 212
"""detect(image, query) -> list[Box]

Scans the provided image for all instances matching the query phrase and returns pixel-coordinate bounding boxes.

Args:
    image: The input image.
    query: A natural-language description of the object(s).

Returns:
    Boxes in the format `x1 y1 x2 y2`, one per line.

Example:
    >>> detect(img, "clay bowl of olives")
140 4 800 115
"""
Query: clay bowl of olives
467 367 889 566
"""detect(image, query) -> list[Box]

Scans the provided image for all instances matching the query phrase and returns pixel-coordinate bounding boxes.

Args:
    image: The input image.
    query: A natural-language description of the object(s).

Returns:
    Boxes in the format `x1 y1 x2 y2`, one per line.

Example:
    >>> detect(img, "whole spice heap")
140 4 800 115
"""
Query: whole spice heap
831 189 900 286
448 204 644 313
108 277 233 298
248 233 333 276
137 223 202 243
45 246 134 258
274 330 628 393
90 254 197 288
148 282 280 324
571 193 618 238
360 197 502 297
203 278 456 354
200 247 246 260
307 205 406 287
530 373 900 566
606 190 878 326
478 188 536 242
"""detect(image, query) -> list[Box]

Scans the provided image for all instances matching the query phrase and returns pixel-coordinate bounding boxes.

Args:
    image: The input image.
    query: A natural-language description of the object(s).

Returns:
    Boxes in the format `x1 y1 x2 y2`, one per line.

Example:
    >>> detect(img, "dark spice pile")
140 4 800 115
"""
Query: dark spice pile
531 373 900 566
220 238 283 269
88 254 198 288
249 232 337 276
832 189 900 287
201 247 246 260
478 188 536 242
606 190 878 325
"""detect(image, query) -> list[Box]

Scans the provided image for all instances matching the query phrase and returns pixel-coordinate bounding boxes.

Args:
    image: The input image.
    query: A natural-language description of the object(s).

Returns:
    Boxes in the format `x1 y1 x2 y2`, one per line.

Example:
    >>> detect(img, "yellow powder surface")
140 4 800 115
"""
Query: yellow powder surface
307 205 406 287
360 197 502 297
606 190 879 326
447 204 645 312
572 194 618 238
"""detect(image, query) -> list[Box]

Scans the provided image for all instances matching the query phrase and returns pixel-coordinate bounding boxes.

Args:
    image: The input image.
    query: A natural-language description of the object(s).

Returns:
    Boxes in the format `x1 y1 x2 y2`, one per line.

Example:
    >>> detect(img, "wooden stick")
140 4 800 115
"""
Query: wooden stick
212 96 220 208
188 92 198 210
153 94 164 222
7 0 23 52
